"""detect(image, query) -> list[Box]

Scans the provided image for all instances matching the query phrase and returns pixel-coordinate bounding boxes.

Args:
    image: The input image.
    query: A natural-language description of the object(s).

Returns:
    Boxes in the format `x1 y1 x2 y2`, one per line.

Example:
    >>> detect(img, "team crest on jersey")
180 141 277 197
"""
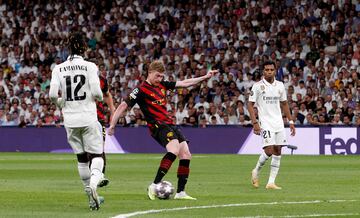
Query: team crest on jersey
150 93 155 97
260 85 265 90
161 89 166 95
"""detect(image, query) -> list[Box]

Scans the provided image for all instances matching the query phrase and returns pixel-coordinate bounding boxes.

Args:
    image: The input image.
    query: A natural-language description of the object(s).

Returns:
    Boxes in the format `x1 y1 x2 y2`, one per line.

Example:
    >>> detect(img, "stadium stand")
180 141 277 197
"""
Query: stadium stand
0 0 359 127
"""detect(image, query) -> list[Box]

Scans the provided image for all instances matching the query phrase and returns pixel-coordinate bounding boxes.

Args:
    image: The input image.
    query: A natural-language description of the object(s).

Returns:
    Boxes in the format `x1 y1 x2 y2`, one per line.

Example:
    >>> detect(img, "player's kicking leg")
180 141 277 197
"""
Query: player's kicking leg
147 139 178 200
174 141 196 200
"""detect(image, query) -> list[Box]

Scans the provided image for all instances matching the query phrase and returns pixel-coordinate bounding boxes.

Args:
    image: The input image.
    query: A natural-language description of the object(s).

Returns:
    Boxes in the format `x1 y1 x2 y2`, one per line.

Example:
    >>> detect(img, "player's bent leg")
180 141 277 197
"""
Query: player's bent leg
98 152 110 188
77 153 91 187
88 153 104 189
174 141 196 200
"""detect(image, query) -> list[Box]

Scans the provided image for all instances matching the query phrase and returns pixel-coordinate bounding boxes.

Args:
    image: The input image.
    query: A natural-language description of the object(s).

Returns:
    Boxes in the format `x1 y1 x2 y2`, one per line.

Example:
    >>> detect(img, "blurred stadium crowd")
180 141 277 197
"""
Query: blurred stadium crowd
0 0 359 127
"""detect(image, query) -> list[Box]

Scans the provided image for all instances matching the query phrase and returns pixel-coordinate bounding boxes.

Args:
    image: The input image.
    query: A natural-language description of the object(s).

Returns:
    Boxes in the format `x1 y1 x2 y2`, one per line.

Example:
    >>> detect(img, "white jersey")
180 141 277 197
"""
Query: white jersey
50 55 101 127
249 79 287 132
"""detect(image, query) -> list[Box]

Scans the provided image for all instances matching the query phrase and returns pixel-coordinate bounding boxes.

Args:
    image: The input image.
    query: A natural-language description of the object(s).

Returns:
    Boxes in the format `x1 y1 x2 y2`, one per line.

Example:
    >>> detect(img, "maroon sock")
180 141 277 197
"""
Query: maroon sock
177 159 190 193
153 152 177 184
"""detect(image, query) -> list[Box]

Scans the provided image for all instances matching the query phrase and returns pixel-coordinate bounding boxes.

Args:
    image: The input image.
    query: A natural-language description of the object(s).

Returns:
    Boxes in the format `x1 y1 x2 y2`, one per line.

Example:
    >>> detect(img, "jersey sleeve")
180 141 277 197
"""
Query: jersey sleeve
279 82 287 101
49 66 60 99
125 87 141 108
248 84 258 103
89 63 100 85
50 66 60 86
161 81 176 90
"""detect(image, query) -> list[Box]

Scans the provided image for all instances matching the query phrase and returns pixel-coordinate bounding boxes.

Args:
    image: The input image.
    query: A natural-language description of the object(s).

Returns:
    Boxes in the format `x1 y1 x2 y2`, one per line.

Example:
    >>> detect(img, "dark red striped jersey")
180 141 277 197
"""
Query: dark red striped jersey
125 80 176 127
96 76 108 124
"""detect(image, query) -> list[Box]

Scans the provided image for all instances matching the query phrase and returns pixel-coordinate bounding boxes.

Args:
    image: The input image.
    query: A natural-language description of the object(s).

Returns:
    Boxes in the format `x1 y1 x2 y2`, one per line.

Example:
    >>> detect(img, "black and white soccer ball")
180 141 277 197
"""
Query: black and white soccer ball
155 181 174 199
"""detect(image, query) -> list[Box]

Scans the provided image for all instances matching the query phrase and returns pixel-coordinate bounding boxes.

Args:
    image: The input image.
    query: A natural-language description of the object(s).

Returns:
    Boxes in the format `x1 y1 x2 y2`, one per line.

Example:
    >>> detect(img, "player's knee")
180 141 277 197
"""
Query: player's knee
76 152 89 163
273 146 282 155
179 150 191 159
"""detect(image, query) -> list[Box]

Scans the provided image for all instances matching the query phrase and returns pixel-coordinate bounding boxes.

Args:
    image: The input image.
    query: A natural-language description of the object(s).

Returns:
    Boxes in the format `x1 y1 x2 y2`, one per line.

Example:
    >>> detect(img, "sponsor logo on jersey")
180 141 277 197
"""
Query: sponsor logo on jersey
152 98 165 105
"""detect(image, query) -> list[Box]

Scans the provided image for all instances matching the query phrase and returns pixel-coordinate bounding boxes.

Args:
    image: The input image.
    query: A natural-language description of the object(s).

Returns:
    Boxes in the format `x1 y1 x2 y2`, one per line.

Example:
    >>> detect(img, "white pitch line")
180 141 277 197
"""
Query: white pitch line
232 213 360 218
112 199 357 218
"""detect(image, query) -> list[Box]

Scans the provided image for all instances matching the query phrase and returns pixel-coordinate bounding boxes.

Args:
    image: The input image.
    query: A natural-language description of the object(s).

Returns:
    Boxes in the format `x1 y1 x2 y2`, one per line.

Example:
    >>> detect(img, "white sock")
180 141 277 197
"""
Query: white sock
77 162 90 187
254 151 269 175
268 155 281 184
89 157 104 189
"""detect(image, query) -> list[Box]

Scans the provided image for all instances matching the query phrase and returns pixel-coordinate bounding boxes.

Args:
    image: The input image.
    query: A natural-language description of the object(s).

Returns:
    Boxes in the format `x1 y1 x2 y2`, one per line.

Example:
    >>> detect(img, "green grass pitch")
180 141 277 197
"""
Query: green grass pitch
0 153 359 218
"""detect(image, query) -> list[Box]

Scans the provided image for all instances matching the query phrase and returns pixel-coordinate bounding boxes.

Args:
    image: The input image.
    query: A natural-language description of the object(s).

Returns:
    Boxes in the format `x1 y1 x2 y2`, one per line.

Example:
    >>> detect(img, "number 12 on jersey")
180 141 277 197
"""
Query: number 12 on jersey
64 75 86 101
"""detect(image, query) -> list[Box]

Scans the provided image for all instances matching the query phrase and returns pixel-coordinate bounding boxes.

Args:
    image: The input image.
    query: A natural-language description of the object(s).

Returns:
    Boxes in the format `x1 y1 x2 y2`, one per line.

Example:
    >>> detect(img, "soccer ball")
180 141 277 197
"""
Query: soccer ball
155 181 174 199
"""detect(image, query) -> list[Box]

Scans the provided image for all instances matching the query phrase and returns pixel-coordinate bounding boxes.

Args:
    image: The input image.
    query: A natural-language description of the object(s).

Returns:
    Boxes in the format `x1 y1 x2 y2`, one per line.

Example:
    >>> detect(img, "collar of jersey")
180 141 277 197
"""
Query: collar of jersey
262 78 276 86
145 80 156 87
67 55 84 60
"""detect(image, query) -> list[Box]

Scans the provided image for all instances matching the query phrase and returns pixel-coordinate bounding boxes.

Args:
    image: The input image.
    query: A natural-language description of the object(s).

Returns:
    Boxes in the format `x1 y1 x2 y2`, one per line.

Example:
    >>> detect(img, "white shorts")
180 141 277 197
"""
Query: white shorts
261 129 287 148
65 121 104 154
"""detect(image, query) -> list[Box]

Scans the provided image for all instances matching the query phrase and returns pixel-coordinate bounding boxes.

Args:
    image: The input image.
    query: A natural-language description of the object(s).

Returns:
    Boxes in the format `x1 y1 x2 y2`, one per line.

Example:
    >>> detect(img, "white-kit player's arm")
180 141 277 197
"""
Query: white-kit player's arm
89 63 103 102
49 66 65 108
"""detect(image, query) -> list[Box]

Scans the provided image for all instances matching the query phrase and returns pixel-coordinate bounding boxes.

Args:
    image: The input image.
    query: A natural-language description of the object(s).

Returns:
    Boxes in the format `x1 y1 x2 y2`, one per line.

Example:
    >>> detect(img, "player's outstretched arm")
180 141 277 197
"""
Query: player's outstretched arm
108 101 128 136
280 101 296 136
175 70 218 88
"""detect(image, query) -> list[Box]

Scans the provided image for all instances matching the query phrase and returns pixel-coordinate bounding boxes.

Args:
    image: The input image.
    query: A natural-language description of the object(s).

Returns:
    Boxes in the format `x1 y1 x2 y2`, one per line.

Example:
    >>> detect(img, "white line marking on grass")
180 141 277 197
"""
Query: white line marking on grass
112 199 357 218
232 213 360 218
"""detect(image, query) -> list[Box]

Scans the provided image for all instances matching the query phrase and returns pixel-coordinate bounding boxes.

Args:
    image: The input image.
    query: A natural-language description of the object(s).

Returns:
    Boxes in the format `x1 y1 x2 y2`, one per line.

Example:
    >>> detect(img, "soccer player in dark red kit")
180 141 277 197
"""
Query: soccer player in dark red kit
108 60 217 200
96 68 115 187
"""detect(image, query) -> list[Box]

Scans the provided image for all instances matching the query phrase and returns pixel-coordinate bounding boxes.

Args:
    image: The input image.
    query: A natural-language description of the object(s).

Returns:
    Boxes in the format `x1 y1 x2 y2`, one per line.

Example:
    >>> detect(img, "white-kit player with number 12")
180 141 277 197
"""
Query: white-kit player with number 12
247 61 296 190
49 32 104 211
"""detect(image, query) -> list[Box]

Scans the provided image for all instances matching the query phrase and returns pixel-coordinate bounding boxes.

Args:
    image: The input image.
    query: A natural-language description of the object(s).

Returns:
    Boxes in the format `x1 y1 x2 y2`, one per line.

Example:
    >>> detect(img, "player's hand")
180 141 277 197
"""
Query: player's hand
253 123 261 135
290 124 296 136
108 125 115 136
205 70 218 79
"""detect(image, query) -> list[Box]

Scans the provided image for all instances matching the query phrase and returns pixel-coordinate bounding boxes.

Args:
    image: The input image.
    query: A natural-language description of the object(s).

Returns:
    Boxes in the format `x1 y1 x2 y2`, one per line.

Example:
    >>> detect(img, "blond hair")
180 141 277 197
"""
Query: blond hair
148 60 165 73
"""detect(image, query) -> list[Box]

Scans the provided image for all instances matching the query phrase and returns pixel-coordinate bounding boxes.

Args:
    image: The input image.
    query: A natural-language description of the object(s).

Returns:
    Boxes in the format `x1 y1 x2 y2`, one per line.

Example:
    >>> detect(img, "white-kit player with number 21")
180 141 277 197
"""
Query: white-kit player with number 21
49 32 104 210
247 61 296 190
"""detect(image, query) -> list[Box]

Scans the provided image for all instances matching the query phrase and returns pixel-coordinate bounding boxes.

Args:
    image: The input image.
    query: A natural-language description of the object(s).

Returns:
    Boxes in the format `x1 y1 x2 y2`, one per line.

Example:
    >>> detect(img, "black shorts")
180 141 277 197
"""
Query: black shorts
150 124 188 147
